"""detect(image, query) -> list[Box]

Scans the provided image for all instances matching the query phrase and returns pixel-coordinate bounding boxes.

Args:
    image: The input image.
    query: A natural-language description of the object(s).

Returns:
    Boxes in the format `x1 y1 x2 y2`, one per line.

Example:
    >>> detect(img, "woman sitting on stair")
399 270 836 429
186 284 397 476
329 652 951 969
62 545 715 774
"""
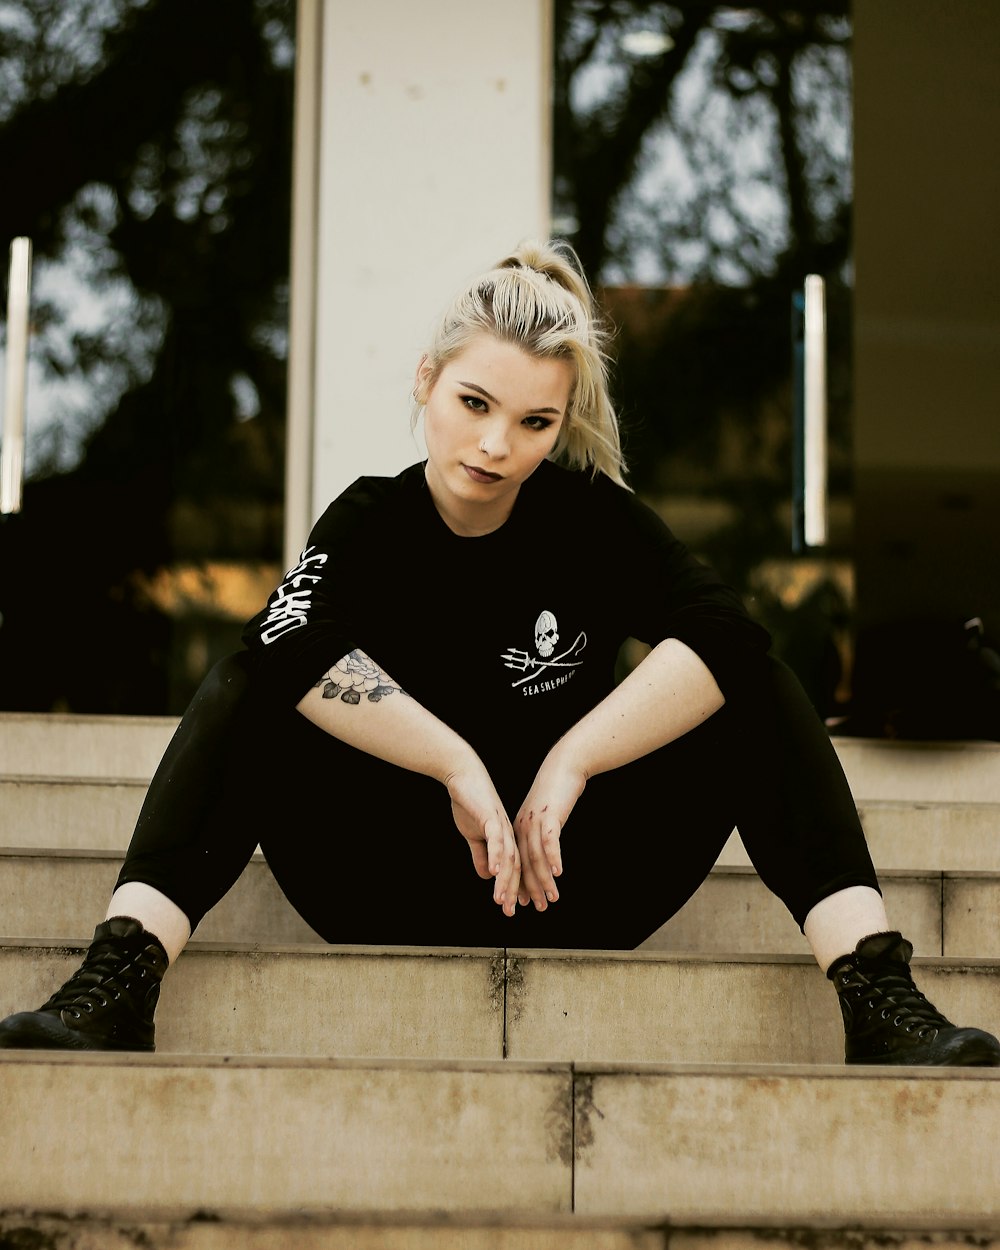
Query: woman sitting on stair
2 240 997 1066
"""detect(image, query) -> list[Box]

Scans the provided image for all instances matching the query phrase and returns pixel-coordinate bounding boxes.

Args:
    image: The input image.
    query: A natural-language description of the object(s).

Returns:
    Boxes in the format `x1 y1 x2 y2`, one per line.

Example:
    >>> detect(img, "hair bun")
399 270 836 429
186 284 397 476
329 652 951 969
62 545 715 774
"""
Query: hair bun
497 239 597 322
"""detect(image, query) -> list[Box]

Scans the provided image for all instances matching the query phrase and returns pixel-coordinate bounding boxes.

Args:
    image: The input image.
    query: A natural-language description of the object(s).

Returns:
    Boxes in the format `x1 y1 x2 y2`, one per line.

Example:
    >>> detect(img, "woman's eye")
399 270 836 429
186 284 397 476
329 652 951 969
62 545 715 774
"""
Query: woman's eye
462 395 488 412
524 415 553 430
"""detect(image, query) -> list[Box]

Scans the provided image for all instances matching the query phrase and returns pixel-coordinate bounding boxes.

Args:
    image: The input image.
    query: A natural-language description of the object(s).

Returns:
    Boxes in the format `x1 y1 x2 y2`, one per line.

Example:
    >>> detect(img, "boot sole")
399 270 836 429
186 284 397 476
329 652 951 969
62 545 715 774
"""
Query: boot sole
0 1012 155 1052
847 1028 1000 1067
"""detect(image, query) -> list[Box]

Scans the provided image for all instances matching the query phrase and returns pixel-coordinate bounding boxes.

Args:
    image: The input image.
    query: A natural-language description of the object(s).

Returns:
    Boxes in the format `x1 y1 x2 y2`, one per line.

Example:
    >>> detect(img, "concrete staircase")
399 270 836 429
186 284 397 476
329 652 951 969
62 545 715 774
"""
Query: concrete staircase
1 712 998 1246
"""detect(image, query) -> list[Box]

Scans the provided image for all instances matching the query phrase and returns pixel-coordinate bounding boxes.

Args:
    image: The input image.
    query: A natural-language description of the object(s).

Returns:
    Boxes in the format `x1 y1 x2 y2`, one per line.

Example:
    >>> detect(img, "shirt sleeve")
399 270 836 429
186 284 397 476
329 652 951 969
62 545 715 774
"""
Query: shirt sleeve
611 483 772 700
240 479 380 704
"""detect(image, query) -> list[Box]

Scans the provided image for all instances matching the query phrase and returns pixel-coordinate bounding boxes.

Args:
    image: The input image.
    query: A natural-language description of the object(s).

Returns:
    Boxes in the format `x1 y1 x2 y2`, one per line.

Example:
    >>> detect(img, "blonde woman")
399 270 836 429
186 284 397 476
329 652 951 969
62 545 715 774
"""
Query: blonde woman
2 242 997 1067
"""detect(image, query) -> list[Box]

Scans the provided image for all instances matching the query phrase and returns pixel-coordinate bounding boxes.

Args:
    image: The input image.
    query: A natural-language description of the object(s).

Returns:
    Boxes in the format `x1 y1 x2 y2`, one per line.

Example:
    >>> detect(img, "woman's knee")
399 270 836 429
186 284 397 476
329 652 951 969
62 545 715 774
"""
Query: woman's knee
186 652 253 720
754 654 825 730
158 653 262 763
200 652 252 699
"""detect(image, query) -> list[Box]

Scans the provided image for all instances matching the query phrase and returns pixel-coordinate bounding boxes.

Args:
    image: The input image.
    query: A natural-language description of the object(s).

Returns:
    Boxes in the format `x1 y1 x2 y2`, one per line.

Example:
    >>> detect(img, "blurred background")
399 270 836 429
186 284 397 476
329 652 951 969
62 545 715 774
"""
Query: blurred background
0 0 294 711
1 0 997 736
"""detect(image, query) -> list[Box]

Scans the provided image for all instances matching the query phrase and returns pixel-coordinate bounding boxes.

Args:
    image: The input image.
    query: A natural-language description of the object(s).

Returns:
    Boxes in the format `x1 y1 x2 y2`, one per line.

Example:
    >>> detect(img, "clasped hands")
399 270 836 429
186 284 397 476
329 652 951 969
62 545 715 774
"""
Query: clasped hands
446 749 587 916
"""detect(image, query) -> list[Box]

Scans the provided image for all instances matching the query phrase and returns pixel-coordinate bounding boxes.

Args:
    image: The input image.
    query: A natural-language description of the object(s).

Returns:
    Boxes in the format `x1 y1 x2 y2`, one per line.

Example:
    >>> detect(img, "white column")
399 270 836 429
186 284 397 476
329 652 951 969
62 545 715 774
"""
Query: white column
308 0 553 523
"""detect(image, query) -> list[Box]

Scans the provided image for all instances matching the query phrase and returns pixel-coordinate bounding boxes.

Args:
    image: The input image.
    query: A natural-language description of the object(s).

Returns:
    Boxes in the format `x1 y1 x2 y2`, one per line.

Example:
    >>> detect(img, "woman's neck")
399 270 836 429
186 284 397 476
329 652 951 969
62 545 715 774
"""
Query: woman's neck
431 493 518 537
423 466 520 537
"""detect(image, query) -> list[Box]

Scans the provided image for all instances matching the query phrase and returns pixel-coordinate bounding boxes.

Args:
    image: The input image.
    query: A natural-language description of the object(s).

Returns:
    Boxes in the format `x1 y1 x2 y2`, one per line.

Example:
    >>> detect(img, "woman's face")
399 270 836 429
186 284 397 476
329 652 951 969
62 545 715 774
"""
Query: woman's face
417 333 573 536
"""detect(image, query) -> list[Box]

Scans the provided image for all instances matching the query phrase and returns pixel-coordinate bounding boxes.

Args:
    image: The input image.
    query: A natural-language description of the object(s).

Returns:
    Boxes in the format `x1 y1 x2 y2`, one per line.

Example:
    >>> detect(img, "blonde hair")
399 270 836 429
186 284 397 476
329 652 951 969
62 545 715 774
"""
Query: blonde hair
413 239 628 487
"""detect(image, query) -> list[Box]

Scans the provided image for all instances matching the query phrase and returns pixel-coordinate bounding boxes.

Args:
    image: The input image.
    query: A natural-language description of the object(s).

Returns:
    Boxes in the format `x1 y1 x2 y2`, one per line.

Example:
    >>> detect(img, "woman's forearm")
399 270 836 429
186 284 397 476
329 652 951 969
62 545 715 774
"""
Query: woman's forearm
554 637 725 778
295 648 478 783
297 648 521 912
510 638 725 909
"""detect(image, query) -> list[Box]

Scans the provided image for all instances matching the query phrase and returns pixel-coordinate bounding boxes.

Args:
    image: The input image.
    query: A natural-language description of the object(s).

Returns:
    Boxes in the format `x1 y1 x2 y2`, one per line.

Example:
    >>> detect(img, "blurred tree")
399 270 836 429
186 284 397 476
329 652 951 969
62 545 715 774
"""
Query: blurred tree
554 1 850 280
0 0 294 712
1 1 853 712
553 0 854 711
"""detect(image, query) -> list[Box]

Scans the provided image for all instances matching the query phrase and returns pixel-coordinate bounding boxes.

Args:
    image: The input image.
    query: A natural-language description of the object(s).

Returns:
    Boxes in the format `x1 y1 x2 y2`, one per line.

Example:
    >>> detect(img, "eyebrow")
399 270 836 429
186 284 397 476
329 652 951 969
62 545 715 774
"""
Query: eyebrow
456 380 563 416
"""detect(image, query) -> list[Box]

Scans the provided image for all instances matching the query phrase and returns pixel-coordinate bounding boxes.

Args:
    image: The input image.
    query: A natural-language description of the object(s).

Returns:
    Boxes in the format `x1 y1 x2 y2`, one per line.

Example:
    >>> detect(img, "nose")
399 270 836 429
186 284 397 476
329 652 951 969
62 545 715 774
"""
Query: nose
479 420 511 460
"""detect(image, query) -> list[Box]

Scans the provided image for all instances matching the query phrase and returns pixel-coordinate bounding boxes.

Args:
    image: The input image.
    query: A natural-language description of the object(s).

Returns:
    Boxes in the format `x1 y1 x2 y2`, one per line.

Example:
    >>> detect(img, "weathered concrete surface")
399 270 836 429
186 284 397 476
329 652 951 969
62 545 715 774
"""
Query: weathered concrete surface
0 776 147 851
0 1053 572 1212
1 944 996 1065
504 951 1000 1066
641 869 943 957
2 719 999 1236
1 1055 996 1223
854 801 1000 871
573 1063 1000 1221
0 713 176 779
944 875 1000 956
0 941 505 1059
0 849 320 943
5 786 998 869
10 850 989 956
4 715 996 799
1 1210 997 1250
832 738 1000 803
663 1224 1000 1250
0 1210 663 1250
716 801 1000 872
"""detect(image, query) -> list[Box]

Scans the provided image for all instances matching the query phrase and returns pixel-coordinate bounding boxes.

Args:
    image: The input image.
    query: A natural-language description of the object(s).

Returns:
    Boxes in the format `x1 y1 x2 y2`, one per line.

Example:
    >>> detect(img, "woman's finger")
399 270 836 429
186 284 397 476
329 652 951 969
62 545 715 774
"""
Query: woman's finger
485 813 520 916
516 841 547 910
540 811 564 880
465 833 493 880
516 809 561 910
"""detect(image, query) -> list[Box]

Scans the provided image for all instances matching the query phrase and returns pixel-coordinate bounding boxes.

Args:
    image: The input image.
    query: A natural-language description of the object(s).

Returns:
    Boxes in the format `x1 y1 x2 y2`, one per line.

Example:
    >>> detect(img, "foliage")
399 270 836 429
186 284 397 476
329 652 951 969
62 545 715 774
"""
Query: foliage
0 0 294 710
554 1 855 710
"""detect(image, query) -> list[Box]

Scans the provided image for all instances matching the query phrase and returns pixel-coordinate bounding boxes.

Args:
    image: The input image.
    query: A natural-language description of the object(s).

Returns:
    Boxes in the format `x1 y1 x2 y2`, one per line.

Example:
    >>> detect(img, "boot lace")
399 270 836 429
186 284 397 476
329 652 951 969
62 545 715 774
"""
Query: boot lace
41 937 164 1019
836 962 951 1042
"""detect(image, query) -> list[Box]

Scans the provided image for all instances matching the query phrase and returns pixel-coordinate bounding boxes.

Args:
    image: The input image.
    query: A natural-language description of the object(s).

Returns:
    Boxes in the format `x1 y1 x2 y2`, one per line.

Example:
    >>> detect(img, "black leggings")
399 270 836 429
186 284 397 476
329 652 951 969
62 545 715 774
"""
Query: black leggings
116 652 880 950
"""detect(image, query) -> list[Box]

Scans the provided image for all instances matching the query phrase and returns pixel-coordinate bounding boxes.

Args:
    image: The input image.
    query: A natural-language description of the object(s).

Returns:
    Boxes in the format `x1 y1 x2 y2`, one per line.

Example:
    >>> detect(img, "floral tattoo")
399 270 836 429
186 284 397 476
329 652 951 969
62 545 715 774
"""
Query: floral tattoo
315 650 406 705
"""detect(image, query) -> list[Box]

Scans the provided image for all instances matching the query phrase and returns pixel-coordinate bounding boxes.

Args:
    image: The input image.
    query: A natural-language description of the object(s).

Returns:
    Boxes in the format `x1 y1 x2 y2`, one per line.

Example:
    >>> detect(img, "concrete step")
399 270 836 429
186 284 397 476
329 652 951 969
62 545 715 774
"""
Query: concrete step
0 849 321 944
4 770 998 873
3 712 998 799
4 848 997 957
1 943 997 1066
0 1051 996 1220
1 940 504 1062
1 1212 998 1250
0 774 148 851
501 948 1000 1067
0 712 176 779
640 866 1000 958
570 1061 1000 1221
830 735 1000 803
716 800 999 872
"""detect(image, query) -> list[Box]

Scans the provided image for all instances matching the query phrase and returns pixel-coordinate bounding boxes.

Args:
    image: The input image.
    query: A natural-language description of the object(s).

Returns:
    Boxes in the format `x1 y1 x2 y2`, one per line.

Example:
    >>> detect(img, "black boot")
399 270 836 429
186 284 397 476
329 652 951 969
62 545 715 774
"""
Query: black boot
829 931 1000 1066
0 917 168 1052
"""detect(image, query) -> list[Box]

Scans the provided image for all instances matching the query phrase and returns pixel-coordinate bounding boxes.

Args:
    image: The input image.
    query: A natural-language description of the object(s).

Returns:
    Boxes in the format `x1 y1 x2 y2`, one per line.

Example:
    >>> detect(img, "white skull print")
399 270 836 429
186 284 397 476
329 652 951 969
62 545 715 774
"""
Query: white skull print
534 610 559 658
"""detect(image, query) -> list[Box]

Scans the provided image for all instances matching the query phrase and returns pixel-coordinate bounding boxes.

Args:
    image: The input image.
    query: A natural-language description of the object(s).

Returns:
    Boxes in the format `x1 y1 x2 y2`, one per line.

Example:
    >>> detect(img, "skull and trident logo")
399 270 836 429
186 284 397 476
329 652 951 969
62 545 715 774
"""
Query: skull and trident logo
501 609 587 688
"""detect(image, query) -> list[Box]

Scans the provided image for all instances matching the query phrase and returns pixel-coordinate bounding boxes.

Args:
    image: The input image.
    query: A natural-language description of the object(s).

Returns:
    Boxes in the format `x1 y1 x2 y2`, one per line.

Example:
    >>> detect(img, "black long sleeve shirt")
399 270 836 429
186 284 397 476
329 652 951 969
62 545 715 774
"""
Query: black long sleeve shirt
242 460 771 778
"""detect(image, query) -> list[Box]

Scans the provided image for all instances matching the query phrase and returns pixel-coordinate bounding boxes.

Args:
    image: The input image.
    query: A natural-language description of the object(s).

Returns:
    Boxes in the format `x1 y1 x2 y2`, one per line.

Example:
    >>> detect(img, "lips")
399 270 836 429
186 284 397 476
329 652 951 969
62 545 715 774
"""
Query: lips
462 464 503 484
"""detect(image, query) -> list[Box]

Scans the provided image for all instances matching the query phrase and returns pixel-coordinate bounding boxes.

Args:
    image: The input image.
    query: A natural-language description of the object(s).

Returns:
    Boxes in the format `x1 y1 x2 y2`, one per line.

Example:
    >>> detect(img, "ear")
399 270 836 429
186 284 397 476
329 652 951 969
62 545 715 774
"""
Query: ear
413 354 434 403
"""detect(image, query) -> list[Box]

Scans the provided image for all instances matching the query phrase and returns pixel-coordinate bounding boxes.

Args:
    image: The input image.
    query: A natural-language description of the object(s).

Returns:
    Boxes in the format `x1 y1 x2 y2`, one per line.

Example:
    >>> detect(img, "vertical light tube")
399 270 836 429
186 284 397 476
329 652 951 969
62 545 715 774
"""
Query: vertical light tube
1 237 33 516
283 0 323 569
802 273 827 548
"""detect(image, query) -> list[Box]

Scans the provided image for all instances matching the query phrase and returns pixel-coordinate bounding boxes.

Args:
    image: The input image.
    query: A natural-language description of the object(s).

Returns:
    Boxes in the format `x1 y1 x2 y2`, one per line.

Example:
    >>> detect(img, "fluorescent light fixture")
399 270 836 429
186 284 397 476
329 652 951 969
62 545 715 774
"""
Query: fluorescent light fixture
620 30 674 57
1 237 32 516
803 274 827 548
